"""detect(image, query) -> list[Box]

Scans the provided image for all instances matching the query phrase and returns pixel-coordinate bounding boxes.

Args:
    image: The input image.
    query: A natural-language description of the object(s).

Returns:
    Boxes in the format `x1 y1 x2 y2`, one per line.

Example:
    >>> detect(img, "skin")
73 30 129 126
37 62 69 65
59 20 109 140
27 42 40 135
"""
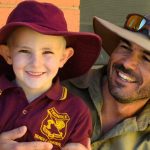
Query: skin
107 39 150 103
0 126 90 150
102 39 150 133
0 126 53 150
2 27 74 102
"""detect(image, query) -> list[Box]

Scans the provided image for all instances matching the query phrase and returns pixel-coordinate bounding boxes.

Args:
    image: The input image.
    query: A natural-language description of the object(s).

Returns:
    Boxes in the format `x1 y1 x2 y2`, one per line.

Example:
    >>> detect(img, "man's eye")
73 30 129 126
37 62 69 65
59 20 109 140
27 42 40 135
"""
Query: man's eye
120 44 130 50
18 50 29 53
121 45 128 49
119 44 132 53
143 56 150 62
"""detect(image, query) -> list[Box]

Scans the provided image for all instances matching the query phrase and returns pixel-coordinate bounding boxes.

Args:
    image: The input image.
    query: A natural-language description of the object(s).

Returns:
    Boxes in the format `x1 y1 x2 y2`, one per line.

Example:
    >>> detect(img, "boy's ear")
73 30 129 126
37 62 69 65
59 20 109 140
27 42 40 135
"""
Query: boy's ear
59 47 74 68
0 45 12 65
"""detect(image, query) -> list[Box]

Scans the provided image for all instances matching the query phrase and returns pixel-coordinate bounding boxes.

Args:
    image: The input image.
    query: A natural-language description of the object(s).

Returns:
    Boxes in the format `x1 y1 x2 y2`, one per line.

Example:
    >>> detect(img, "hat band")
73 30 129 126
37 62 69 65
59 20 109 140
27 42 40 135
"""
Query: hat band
124 13 150 39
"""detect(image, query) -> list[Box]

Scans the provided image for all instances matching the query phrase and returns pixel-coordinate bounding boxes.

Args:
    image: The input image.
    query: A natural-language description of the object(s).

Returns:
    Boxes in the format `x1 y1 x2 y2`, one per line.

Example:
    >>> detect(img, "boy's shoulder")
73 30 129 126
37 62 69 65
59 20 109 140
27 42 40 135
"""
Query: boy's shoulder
61 84 84 102
62 84 90 112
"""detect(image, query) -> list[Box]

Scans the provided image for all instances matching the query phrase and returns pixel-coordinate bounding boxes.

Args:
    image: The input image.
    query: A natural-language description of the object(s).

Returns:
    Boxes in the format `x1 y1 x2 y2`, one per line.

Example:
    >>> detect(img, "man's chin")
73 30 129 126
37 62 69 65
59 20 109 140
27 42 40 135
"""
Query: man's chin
113 97 136 104
110 89 137 104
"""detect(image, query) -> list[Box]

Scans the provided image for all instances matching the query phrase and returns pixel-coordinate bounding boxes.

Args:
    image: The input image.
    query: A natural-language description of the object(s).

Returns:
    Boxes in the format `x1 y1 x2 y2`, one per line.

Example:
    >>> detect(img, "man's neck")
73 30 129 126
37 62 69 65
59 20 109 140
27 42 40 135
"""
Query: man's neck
101 78 149 134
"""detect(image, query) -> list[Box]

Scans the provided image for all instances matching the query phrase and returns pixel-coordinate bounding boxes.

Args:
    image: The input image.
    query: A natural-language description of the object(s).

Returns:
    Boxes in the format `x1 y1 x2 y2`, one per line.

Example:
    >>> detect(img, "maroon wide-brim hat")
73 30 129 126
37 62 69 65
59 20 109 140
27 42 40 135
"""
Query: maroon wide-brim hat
0 1 101 80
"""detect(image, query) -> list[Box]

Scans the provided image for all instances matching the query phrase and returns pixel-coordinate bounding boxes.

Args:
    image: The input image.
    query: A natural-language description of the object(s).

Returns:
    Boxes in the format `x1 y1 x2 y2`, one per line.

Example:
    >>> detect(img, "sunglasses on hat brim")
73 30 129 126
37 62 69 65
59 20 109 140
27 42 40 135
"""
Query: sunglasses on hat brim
124 14 150 39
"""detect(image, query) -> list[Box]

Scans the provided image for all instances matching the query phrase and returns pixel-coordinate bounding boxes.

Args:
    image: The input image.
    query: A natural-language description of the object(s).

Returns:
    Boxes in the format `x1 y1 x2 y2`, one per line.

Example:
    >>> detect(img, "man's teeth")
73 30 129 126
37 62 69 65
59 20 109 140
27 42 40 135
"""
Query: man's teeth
118 72 135 82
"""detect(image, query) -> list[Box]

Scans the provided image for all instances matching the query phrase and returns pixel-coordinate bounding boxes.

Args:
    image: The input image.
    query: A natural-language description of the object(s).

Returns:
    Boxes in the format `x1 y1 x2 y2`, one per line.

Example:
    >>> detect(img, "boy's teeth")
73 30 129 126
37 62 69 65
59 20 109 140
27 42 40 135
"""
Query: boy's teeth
118 72 135 82
29 72 43 75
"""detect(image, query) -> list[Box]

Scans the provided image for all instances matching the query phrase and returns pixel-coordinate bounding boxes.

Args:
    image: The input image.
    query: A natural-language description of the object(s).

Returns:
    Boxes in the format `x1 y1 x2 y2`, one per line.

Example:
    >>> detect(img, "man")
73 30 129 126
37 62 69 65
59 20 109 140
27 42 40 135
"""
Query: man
1 13 150 150
63 14 150 150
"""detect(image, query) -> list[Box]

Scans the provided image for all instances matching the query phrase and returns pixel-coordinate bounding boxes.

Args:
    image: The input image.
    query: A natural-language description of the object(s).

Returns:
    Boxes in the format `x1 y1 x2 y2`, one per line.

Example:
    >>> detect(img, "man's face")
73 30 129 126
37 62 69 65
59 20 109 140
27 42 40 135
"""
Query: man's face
107 39 150 103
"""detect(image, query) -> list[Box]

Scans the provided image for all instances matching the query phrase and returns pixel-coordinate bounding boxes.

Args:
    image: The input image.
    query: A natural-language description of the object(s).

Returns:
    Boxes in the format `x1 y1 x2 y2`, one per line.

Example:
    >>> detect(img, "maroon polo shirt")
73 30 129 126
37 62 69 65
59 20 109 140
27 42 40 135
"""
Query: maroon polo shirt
0 75 92 149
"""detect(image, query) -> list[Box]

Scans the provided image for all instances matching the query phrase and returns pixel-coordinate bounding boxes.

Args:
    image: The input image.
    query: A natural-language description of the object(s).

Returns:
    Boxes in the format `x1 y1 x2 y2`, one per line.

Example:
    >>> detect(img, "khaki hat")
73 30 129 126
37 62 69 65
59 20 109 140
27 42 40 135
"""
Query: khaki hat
93 14 150 55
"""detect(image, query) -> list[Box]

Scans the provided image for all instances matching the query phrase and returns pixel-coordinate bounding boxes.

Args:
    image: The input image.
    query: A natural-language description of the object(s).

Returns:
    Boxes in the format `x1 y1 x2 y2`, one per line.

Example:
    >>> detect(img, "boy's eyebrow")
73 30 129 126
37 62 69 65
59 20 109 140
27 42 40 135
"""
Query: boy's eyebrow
14 45 32 49
42 47 51 50
15 46 53 52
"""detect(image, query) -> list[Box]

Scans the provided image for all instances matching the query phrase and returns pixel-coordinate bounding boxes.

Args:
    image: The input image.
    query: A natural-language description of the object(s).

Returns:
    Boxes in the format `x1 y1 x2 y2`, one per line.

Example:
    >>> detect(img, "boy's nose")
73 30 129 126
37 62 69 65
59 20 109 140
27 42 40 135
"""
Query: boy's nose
30 54 42 67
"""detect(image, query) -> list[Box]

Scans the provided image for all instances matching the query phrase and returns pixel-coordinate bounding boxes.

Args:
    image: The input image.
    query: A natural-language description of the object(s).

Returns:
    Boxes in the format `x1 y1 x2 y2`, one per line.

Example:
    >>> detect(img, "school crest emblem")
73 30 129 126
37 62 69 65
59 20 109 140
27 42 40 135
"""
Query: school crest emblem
40 107 70 140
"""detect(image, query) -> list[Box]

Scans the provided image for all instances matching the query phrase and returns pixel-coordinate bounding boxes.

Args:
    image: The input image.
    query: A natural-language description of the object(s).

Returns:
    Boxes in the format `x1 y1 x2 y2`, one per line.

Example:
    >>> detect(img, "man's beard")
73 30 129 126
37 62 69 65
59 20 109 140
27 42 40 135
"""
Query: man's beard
107 64 150 103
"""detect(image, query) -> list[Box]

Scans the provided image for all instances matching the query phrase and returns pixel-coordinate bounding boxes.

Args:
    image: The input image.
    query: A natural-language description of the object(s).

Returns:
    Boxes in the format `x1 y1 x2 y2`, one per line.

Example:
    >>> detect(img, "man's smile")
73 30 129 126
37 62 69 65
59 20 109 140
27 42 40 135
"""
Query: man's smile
117 70 137 83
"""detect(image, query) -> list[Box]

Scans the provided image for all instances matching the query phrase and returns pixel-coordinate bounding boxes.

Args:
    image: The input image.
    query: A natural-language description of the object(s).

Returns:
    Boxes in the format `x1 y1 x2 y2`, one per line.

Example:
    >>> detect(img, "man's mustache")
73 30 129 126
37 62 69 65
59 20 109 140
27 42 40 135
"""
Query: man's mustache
113 64 142 83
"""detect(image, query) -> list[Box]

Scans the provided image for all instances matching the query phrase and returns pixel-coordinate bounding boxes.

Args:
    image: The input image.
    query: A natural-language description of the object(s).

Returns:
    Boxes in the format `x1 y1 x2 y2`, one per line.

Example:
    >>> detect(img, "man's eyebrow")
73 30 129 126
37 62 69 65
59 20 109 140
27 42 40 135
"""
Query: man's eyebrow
120 38 132 47
120 38 150 56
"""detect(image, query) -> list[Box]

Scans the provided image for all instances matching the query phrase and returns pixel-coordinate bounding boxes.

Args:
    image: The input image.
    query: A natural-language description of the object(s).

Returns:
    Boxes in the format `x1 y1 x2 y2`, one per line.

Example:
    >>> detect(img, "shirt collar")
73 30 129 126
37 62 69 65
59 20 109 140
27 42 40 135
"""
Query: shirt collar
68 66 106 114
0 74 17 92
0 75 68 101
45 77 68 101
136 101 150 130
68 66 106 89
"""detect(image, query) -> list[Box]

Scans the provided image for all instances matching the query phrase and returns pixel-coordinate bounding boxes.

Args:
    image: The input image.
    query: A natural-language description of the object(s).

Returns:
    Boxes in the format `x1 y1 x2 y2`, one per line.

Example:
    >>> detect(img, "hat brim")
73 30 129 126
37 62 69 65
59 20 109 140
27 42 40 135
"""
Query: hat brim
93 16 150 55
0 22 101 80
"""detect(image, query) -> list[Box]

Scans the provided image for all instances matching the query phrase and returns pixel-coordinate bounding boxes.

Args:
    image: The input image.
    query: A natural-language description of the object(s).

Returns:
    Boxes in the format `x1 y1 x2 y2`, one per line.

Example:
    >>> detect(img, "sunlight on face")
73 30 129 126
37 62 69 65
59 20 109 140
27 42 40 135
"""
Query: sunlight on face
107 40 150 103
7 27 71 94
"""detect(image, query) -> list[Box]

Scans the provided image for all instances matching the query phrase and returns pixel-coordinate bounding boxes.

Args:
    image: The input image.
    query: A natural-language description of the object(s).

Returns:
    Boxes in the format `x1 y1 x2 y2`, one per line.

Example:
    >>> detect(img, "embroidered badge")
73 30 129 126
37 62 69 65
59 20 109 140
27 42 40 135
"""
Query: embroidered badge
40 107 70 140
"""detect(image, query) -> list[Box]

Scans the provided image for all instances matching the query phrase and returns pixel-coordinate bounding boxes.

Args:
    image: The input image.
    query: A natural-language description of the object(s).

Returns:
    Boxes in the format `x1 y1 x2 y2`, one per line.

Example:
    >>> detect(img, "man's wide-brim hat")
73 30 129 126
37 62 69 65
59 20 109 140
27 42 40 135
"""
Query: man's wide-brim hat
93 16 150 55
0 1 101 80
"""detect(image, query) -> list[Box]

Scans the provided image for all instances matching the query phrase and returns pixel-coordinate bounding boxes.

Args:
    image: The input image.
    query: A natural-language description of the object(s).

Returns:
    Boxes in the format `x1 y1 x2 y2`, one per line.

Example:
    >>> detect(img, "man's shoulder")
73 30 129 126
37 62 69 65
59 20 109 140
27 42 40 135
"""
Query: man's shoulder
62 66 105 108
62 66 105 89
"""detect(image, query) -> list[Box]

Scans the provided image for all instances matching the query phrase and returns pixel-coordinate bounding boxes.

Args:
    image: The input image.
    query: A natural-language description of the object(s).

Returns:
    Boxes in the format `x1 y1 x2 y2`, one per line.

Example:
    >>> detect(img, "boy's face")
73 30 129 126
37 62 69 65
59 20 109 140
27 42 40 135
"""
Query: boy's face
4 27 73 92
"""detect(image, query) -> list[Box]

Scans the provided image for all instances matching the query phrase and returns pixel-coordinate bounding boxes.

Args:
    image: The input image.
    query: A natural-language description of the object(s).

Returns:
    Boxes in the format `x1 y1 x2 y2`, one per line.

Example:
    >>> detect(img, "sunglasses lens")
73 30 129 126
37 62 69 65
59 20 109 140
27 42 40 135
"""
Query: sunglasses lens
126 15 146 31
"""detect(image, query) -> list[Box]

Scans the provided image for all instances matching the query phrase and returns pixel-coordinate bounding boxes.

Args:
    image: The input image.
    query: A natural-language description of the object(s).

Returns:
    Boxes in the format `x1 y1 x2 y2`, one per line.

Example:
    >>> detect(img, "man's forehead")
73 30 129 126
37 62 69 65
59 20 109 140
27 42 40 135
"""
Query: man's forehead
120 38 150 54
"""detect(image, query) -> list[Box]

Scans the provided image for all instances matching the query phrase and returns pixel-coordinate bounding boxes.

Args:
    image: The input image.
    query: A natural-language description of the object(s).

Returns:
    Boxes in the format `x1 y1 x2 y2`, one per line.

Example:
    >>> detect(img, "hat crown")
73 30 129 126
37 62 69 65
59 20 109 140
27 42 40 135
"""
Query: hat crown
6 1 68 31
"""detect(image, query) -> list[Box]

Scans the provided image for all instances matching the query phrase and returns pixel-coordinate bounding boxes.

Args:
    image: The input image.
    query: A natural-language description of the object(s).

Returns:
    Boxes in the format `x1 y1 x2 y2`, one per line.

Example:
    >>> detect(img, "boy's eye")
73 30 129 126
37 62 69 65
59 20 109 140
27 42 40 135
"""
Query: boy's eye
18 50 29 53
43 50 53 54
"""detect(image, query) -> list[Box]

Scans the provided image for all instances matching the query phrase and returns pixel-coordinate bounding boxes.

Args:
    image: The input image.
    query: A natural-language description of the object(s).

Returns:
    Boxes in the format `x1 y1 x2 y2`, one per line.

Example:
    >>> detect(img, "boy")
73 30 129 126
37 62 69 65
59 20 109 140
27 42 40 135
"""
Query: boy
0 1 101 150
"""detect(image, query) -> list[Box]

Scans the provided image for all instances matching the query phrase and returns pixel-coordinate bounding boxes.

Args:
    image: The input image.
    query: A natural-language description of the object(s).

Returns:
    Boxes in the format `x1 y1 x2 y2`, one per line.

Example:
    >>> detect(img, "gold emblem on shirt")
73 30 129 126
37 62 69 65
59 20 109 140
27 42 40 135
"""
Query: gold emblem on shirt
40 107 70 140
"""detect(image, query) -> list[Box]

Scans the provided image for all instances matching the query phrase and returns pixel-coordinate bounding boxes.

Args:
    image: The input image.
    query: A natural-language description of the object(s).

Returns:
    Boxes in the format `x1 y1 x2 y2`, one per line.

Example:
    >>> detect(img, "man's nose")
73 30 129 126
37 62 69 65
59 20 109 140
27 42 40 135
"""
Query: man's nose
123 54 139 70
